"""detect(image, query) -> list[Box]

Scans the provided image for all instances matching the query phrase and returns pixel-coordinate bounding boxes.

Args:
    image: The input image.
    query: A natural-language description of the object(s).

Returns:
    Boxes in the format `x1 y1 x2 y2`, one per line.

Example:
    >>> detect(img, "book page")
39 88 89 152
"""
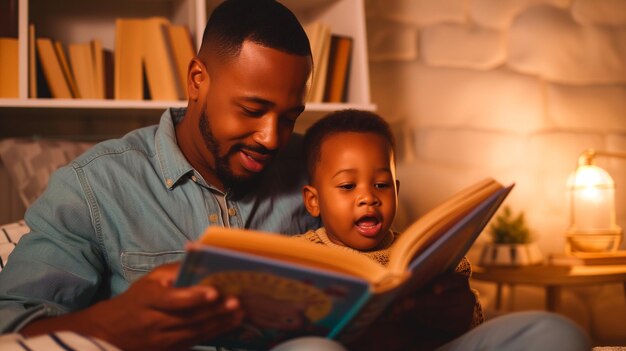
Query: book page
198 227 391 285
399 185 513 295
387 178 502 273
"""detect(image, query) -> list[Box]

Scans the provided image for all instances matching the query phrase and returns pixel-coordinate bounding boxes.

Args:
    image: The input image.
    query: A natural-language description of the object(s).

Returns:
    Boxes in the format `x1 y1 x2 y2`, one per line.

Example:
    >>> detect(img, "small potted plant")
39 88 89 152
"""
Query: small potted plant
479 206 543 266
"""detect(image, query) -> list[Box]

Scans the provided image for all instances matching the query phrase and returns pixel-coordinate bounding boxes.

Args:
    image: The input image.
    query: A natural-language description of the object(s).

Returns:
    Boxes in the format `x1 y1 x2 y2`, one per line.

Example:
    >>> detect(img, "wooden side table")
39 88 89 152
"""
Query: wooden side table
472 264 626 311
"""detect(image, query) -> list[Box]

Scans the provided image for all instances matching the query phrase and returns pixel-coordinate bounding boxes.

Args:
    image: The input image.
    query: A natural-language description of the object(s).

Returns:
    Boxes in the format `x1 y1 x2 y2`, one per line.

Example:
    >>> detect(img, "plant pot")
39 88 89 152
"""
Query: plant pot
478 242 543 266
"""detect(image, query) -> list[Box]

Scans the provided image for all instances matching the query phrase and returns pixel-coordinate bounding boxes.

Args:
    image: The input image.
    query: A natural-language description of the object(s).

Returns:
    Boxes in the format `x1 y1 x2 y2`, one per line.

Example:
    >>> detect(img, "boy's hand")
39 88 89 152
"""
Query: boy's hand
22 262 245 351
346 271 475 351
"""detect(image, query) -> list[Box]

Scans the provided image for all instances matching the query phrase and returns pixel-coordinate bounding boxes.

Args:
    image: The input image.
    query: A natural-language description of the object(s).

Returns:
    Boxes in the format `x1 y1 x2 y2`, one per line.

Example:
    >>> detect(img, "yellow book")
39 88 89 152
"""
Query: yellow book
69 42 96 99
35 38 72 99
324 35 353 103
91 39 105 99
54 41 80 98
142 17 182 101
165 24 195 100
0 37 18 98
29 25 36 98
114 18 144 100
176 178 513 349
304 21 331 103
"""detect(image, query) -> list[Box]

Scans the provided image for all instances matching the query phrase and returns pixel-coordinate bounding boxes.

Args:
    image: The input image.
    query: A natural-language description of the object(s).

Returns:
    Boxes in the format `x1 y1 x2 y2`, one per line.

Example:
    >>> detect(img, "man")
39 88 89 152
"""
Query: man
0 1 317 350
0 1 590 351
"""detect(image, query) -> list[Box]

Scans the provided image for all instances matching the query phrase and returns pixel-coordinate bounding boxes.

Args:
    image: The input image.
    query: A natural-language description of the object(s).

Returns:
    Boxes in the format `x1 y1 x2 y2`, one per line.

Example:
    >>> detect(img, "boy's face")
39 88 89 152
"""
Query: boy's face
303 132 398 250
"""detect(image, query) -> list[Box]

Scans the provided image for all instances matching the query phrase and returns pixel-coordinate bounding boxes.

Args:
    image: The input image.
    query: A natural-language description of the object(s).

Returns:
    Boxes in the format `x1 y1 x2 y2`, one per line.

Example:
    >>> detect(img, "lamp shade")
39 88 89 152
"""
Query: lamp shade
567 164 619 233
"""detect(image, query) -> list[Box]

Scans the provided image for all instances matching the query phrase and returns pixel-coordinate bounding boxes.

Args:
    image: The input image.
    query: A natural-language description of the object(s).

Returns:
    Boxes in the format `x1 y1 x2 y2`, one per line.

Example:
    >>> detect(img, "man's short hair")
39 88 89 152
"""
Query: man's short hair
303 109 396 180
199 0 311 60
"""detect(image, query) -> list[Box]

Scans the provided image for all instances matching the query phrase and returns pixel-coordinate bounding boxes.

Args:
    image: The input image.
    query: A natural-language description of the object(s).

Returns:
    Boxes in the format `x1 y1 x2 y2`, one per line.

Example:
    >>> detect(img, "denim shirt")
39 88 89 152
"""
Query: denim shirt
0 108 320 332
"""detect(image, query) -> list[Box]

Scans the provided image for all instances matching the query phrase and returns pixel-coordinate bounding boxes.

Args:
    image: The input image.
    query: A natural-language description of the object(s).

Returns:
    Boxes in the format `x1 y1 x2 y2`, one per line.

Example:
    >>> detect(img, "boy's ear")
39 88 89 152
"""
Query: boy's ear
302 185 320 217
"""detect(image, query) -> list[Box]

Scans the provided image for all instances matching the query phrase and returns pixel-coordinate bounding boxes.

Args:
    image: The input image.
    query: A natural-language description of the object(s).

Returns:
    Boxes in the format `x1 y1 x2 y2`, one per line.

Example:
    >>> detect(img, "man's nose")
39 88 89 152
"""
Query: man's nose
254 115 280 151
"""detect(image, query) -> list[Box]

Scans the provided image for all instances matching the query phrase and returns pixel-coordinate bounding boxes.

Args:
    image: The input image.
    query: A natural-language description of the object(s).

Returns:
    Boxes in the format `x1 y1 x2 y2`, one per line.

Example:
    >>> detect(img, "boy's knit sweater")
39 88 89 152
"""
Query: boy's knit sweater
294 227 485 328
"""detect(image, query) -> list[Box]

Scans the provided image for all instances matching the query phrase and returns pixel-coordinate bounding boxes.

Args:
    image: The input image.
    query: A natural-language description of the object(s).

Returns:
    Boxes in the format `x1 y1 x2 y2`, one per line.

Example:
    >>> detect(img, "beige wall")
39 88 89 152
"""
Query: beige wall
365 0 626 345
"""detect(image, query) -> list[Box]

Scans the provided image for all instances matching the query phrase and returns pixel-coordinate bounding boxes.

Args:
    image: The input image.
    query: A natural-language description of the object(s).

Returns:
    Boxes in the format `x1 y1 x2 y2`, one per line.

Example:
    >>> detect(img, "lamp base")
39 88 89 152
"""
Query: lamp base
566 231 622 253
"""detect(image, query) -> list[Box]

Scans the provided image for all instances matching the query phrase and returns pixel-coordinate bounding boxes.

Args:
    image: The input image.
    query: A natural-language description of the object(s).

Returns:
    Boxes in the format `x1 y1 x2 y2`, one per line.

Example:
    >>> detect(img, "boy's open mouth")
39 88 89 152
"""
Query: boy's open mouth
355 215 382 237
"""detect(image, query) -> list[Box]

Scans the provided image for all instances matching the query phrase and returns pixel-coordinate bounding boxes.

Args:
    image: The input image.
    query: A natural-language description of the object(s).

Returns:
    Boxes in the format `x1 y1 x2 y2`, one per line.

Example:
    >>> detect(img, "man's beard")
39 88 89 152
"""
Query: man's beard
199 111 273 196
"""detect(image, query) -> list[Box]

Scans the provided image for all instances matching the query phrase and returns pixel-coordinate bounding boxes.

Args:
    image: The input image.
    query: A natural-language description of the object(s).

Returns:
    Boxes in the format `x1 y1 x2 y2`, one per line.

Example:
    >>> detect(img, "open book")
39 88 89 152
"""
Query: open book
175 178 513 350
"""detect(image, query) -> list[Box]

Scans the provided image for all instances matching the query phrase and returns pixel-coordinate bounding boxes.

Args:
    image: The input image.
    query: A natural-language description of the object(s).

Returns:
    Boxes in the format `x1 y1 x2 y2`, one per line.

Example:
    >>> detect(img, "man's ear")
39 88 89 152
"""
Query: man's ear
302 185 320 217
188 57 208 101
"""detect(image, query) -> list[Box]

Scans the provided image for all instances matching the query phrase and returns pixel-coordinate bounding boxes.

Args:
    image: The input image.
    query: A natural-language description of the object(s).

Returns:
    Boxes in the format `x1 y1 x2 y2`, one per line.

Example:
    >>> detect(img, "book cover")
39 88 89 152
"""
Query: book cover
176 178 512 348
177 246 371 350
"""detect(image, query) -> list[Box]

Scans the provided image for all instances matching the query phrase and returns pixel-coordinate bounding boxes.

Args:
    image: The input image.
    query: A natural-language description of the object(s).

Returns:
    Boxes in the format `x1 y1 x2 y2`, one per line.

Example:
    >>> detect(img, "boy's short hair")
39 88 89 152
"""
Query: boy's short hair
303 109 396 180
199 0 312 61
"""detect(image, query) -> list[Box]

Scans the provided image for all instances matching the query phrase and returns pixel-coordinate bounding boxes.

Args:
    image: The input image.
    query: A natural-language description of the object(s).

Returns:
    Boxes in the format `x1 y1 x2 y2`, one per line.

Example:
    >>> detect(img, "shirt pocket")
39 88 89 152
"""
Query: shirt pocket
120 251 185 283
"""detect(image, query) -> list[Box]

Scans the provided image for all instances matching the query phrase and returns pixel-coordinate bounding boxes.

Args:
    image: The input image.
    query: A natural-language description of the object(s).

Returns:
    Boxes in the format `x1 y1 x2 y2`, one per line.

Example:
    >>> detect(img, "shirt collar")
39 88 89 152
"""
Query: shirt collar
155 107 195 190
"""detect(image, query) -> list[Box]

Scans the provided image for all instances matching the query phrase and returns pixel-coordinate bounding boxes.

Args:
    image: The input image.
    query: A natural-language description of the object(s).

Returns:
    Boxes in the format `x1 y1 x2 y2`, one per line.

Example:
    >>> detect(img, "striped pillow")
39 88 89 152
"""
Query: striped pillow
0 220 29 272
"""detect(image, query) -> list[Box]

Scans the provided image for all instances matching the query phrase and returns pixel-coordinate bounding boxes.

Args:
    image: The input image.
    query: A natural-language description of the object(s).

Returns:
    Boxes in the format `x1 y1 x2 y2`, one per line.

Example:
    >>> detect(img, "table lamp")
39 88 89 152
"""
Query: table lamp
566 149 625 253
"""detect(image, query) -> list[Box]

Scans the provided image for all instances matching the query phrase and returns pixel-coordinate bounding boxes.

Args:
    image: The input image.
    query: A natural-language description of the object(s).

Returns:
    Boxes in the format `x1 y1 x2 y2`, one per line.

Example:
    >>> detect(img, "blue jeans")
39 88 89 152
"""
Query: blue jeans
437 311 591 351
270 311 591 351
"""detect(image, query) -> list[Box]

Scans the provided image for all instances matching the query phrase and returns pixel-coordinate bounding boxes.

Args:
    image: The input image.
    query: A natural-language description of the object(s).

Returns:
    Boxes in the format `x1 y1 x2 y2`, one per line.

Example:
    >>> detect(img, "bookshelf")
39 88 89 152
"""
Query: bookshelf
0 0 374 139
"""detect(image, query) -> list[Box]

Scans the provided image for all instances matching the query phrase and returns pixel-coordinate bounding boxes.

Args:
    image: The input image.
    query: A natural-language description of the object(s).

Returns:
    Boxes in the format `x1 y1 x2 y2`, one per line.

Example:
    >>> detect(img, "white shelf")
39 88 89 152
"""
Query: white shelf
2 0 374 138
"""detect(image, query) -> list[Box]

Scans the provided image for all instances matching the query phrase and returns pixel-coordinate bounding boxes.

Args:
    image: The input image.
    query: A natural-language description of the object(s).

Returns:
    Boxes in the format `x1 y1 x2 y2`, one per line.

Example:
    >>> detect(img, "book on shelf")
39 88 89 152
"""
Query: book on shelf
114 18 144 100
142 17 183 101
28 24 37 98
324 34 353 103
304 21 331 103
175 177 513 349
0 37 19 98
549 251 626 266
54 41 80 99
69 42 97 99
166 24 195 100
91 39 106 99
35 37 73 99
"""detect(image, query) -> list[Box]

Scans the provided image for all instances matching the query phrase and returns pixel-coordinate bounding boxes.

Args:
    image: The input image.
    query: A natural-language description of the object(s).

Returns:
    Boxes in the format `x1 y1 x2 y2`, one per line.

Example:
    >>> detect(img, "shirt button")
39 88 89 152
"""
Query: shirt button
166 178 173 187
209 214 218 223
191 175 197 182
228 208 237 217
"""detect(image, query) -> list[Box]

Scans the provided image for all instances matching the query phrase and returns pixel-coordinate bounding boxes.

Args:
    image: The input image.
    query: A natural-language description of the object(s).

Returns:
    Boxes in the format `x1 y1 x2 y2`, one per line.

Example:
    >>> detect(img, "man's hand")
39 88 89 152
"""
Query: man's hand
22 262 245 351
346 271 476 351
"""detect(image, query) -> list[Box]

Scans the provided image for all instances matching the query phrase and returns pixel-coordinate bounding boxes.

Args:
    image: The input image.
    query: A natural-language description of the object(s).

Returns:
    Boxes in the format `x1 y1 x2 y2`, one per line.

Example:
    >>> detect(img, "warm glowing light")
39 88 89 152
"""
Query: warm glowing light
566 150 624 253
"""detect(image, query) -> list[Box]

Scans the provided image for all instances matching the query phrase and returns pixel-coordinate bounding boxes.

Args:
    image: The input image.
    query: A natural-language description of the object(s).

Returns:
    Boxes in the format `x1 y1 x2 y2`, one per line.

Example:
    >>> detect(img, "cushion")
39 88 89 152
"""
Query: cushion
0 138 94 208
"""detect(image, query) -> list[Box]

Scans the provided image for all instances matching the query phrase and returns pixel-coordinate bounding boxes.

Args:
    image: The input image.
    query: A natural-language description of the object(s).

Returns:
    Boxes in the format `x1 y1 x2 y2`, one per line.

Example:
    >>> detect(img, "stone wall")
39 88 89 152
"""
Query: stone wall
365 0 626 345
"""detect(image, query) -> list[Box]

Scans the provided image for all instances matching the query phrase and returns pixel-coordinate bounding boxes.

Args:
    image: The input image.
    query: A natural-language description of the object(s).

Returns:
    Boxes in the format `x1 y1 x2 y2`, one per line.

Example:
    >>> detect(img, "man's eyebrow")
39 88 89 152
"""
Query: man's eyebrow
236 96 306 115
237 96 274 106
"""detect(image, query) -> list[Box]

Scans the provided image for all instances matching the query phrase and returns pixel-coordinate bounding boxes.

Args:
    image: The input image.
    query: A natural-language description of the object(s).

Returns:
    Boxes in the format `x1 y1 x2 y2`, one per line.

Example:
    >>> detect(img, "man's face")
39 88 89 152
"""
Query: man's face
196 41 311 190
307 132 398 251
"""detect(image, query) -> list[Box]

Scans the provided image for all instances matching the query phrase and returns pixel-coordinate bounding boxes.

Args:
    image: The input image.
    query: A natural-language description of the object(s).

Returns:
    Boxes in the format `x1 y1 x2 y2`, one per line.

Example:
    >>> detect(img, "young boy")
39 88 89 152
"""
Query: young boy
294 108 492 348
295 109 399 266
